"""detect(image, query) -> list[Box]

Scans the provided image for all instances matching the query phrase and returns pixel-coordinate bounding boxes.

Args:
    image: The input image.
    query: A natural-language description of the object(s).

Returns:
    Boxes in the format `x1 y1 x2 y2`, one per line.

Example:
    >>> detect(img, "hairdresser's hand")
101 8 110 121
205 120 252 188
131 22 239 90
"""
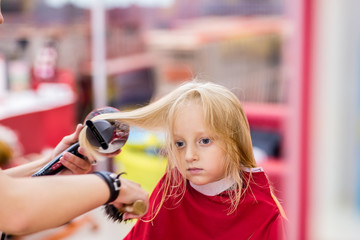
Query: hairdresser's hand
110 178 149 220
51 124 92 175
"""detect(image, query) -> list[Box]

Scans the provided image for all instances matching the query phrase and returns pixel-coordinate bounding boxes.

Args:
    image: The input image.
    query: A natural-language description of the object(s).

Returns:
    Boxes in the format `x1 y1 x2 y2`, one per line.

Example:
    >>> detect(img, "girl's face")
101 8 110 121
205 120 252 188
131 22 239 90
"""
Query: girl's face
173 102 227 185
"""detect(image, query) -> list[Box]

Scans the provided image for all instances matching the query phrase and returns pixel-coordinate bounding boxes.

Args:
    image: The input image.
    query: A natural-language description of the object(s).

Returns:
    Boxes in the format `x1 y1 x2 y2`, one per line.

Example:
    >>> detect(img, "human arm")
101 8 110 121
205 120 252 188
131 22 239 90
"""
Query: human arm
3 124 92 177
0 171 149 235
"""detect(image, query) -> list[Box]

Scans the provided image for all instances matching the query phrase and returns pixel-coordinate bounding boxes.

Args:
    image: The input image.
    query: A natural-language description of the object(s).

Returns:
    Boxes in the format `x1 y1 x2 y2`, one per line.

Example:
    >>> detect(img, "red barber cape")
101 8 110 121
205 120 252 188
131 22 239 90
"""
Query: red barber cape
124 171 286 240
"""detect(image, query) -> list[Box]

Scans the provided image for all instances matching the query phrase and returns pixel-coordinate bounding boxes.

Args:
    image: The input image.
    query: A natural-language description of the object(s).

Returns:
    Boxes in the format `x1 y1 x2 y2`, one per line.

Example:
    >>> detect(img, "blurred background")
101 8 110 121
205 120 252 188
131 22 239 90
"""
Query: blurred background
0 0 359 239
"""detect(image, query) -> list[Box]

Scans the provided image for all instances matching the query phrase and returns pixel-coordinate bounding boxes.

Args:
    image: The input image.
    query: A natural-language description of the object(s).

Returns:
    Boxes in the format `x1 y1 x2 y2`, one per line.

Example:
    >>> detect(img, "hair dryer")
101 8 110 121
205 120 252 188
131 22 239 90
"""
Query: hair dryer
32 106 129 176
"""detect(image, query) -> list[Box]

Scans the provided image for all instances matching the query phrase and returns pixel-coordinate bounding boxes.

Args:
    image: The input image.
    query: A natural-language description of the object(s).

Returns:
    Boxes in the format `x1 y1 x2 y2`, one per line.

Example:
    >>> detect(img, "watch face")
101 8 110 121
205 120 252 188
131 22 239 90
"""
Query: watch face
110 173 121 190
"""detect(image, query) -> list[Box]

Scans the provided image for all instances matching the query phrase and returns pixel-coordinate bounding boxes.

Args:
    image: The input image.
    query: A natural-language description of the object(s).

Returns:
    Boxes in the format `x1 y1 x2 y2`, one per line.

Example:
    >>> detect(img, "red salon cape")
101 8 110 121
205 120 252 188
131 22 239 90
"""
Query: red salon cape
124 171 286 240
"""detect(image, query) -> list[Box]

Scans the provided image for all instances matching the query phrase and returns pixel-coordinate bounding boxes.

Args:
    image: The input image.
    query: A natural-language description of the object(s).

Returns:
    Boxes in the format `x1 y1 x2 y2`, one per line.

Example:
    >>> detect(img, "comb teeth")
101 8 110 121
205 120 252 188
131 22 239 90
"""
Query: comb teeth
104 204 125 223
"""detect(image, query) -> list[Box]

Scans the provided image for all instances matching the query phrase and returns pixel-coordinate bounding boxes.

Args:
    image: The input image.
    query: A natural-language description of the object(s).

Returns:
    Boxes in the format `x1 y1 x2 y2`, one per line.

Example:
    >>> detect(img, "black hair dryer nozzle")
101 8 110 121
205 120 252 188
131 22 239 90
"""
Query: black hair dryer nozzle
32 107 129 177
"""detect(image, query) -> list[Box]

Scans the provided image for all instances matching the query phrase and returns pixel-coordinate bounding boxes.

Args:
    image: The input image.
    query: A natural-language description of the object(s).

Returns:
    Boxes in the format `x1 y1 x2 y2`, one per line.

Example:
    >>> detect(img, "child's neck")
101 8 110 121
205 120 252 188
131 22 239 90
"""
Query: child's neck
189 177 235 196
189 167 264 196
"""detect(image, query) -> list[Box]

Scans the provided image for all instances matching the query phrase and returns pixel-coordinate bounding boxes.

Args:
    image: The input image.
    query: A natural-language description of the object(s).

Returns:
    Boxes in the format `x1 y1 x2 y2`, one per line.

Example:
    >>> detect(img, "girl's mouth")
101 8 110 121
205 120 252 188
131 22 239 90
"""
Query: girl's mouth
187 168 203 174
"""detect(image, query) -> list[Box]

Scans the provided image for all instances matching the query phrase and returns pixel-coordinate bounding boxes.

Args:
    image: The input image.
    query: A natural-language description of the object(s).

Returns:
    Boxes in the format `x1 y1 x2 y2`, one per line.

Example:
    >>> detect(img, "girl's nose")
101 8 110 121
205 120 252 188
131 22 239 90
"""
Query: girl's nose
185 146 198 162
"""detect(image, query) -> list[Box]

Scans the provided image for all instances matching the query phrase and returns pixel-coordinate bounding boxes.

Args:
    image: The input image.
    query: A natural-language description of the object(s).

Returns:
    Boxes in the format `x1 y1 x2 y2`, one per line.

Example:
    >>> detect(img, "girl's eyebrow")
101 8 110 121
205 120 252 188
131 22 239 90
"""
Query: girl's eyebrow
172 134 184 139
172 132 181 137
173 130 210 138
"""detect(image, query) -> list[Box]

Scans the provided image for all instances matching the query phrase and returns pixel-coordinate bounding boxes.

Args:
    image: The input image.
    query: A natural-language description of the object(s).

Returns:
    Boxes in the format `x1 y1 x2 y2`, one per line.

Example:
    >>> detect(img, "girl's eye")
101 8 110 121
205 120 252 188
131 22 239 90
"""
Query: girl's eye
175 141 185 148
200 138 211 145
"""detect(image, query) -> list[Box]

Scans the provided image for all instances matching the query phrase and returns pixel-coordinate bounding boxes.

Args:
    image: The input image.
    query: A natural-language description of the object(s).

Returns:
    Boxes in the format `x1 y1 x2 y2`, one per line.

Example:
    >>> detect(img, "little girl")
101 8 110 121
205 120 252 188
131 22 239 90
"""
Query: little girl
79 81 286 239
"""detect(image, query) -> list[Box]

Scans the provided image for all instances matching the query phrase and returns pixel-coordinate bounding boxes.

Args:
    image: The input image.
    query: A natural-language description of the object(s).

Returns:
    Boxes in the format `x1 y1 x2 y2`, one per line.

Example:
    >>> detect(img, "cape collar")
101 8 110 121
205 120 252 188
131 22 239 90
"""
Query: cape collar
189 167 264 196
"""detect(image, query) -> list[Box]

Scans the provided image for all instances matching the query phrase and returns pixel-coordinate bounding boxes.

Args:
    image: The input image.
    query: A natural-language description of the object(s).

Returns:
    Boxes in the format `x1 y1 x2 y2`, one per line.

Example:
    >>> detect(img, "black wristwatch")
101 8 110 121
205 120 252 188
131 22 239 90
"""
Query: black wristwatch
93 171 124 204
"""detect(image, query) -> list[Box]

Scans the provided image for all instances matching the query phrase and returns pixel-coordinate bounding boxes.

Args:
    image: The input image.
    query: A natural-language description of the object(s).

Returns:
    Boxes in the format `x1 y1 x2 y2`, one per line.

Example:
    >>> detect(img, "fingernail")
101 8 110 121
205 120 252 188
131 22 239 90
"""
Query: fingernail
122 213 129 220
62 153 69 161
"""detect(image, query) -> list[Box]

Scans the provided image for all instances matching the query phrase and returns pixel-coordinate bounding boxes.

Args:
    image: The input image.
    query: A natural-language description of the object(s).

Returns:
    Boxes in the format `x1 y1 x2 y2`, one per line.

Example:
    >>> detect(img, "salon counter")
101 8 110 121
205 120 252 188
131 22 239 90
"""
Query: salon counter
0 84 77 155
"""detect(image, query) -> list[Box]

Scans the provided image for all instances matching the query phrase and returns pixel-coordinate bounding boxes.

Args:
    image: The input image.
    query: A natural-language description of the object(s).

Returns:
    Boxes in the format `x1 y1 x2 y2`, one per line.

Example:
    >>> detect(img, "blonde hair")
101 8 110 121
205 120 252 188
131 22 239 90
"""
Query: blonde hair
79 80 259 216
